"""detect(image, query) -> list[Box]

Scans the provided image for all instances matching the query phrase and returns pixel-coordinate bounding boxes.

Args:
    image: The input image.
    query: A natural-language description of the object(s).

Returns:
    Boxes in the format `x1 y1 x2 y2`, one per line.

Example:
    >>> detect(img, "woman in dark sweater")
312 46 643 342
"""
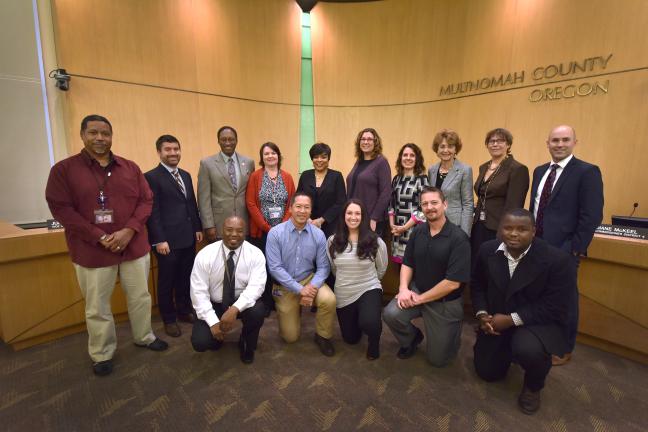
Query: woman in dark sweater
346 128 392 236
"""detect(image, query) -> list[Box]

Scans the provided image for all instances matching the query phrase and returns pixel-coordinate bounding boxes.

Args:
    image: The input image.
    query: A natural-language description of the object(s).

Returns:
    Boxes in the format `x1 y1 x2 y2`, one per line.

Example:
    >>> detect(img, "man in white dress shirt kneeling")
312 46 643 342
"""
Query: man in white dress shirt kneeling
190 216 267 364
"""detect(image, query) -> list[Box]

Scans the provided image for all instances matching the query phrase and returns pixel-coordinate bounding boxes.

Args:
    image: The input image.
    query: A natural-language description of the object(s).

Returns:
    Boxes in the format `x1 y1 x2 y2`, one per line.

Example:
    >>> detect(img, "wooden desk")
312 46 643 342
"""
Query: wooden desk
0 221 157 350
577 234 648 363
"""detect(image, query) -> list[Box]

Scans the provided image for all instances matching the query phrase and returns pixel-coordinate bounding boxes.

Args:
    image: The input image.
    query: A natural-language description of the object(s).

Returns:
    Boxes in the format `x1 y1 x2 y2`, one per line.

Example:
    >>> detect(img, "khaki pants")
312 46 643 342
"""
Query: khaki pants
273 274 336 343
74 254 155 362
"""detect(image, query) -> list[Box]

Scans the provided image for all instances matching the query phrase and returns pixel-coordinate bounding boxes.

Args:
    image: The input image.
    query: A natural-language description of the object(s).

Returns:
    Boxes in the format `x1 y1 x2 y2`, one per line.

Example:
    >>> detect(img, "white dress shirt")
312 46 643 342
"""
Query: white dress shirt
190 240 266 327
533 154 573 219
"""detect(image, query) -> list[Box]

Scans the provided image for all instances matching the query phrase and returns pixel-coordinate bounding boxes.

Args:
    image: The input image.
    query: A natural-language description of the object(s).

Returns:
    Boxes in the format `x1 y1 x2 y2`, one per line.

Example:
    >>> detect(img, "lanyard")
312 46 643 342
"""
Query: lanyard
221 243 242 282
479 158 506 211
87 161 113 210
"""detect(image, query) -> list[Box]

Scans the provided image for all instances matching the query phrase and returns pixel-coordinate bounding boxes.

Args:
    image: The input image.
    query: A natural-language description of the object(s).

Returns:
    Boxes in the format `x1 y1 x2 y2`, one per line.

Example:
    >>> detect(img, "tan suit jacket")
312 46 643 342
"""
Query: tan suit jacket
197 152 255 235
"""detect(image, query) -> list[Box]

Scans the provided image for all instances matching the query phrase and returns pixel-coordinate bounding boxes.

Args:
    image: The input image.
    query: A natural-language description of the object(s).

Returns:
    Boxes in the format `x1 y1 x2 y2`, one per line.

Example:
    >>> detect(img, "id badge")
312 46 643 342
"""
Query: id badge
479 211 486 221
268 206 282 219
94 209 114 224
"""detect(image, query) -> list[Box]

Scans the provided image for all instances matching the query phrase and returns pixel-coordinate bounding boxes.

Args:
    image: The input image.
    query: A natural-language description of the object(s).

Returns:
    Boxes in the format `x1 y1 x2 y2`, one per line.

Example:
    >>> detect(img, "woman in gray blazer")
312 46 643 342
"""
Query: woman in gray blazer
427 129 474 235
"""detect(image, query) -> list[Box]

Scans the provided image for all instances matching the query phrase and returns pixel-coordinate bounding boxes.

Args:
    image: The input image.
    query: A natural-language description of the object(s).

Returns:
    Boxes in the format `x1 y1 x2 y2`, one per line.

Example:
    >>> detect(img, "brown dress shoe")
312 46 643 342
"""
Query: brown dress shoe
518 386 541 414
552 352 572 366
164 322 181 337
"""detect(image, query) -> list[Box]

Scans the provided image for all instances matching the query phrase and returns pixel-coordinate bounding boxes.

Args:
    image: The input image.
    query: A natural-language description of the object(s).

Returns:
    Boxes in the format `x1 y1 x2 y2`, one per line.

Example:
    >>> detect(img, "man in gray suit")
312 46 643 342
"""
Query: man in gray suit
198 126 255 242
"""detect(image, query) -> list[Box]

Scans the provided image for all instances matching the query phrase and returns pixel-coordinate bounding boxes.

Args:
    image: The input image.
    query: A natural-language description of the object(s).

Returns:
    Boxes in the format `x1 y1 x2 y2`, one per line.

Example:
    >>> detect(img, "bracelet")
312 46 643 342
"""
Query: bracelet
99 234 108 241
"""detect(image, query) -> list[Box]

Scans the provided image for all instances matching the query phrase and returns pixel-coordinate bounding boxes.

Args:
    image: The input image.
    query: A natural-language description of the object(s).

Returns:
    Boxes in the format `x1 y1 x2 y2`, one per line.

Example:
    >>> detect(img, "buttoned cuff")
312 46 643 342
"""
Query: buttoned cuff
475 310 488 318
511 312 524 326
205 310 219 327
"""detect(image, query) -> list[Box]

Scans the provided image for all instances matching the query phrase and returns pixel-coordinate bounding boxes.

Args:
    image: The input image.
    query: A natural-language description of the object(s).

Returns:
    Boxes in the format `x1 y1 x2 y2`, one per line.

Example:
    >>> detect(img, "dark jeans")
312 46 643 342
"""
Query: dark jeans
154 246 195 324
190 301 266 352
473 327 552 392
336 289 383 356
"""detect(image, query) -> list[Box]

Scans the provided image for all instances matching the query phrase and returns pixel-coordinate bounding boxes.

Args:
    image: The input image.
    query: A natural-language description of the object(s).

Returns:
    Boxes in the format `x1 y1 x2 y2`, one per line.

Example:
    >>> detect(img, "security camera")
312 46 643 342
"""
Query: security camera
49 69 71 91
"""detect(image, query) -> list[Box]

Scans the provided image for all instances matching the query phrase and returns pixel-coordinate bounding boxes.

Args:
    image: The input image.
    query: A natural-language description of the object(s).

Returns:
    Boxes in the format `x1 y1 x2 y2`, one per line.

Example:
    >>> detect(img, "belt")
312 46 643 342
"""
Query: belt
432 291 462 303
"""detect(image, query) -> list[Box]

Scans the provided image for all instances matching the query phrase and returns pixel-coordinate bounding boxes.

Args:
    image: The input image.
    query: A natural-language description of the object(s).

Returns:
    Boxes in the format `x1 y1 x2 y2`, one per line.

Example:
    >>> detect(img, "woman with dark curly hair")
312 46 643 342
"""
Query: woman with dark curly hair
346 128 392 236
327 199 387 360
388 143 430 263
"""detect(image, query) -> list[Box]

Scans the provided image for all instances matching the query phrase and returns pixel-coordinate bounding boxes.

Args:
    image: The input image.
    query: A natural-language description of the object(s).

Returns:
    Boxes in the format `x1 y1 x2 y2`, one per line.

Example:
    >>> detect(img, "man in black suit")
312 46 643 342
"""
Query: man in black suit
529 125 603 365
145 135 203 337
472 209 573 415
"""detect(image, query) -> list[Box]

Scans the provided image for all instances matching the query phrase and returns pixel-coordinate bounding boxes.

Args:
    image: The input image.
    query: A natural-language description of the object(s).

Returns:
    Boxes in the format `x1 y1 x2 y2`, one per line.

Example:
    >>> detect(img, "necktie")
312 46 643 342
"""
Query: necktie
172 170 186 196
535 164 558 238
222 250 236 307
228 158 237 191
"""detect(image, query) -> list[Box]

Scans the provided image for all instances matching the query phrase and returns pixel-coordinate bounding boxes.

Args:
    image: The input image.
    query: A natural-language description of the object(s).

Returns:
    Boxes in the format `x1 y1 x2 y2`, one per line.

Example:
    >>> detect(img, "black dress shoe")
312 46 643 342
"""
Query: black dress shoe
135 338 169 351
314 334 335 357
177 313 195 324
93 359 113 376
366 344 380 361
239 338 255 364
164 322 181 337
518 386 541 415
397 328 424 359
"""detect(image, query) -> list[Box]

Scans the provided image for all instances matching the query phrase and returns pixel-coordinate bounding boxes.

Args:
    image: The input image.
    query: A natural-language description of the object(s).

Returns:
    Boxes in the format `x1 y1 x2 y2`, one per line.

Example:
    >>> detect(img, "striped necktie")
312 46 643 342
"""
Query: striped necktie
172 170 186 196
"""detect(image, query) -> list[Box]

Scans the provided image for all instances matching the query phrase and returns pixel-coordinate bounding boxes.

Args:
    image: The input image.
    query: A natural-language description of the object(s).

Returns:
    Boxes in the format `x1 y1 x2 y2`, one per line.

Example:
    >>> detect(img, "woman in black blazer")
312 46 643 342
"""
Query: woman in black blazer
472 128 529 260
297 143 347 238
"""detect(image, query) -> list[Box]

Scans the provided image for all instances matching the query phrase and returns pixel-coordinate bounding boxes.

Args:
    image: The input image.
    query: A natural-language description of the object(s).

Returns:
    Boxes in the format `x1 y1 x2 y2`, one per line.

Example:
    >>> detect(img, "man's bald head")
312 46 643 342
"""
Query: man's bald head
546 124 578 163
222 216 245 250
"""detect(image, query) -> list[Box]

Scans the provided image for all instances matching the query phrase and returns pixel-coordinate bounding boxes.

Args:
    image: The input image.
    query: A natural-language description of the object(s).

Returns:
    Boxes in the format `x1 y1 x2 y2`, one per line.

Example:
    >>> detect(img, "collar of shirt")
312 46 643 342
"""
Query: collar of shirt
80 149 118 167
286 218 312 235
221 152 239 165
496 241 532 263
222 242 242 259
424 219 452 238
160 162 180 174
549 153 573 170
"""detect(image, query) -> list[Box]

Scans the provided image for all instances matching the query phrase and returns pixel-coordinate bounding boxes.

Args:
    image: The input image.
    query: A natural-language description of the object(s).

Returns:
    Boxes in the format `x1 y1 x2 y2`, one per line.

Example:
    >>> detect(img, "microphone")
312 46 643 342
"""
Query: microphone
629 202 639 217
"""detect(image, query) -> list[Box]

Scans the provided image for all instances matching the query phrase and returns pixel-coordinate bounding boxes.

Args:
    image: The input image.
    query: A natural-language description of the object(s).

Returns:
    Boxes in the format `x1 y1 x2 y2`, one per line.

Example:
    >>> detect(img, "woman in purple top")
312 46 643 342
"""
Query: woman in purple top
346 128 392 236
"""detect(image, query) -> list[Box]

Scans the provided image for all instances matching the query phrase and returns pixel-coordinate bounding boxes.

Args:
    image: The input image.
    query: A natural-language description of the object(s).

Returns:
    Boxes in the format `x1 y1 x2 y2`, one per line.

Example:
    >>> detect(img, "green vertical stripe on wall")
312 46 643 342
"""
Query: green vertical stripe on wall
299 12 315 173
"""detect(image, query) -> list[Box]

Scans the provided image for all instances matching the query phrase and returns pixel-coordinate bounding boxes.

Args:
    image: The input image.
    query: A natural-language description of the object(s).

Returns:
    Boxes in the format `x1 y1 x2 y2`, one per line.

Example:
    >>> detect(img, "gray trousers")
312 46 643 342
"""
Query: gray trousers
383 285 463 367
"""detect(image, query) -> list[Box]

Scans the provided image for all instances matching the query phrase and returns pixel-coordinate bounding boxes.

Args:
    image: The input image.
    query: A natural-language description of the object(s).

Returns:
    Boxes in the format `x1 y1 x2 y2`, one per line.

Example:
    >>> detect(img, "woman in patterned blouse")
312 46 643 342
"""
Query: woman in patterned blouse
388 143 429 264
246 142 296 310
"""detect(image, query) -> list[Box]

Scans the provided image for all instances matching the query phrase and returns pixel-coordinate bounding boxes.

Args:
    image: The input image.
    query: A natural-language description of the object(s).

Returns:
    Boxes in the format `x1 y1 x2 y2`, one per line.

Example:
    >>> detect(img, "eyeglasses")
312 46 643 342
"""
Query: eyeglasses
360 138 375 142
487 138 507 145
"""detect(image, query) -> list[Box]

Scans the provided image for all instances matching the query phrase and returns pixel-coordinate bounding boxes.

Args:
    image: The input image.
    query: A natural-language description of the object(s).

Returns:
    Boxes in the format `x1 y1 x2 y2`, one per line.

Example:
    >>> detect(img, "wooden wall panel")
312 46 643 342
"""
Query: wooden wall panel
311 0 648 219
52 0 302 177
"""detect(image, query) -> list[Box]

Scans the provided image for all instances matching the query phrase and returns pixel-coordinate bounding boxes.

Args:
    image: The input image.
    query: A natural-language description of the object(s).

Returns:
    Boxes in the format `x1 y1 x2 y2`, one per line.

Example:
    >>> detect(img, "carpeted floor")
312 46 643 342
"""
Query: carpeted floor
1 312 646 431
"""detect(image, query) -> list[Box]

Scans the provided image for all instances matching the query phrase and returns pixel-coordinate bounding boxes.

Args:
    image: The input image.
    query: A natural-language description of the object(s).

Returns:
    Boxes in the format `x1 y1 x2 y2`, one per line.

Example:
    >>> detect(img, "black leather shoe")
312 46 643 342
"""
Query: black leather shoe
397 328 424 359
518 386 541 415
135 338 169 352
177 313 195 324
239 338 255 364
93 359 113 376
314 334 335 357
366 344 380 361
164 322 181 337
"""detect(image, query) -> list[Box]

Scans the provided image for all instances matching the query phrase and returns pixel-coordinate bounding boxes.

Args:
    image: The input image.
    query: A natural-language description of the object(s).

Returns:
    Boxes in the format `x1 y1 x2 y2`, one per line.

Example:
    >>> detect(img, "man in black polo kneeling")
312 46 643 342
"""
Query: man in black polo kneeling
383 186 471 367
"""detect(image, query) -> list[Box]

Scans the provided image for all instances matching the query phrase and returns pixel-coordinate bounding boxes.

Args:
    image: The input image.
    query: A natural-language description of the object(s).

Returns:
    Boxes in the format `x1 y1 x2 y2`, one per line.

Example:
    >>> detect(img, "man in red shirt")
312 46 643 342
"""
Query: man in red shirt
46 114 167 376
